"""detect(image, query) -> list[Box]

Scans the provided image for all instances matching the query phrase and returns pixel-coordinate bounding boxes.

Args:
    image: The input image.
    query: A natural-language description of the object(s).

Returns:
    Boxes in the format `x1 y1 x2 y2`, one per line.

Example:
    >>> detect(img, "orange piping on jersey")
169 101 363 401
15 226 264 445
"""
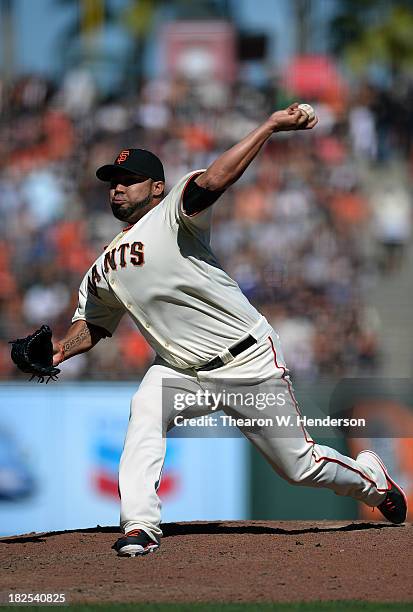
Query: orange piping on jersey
268 336 314 446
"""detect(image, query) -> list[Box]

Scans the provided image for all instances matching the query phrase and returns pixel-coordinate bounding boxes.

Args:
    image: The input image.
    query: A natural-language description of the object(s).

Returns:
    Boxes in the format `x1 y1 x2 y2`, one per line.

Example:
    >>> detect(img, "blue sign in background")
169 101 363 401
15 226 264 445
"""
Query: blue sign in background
0 383 247 537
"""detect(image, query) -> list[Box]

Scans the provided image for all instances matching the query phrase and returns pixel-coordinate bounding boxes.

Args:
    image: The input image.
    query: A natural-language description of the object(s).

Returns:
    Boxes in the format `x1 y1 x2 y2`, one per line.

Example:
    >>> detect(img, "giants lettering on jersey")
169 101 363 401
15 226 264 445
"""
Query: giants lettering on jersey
104 241 145 273
87 242 145 298
88 264 101 297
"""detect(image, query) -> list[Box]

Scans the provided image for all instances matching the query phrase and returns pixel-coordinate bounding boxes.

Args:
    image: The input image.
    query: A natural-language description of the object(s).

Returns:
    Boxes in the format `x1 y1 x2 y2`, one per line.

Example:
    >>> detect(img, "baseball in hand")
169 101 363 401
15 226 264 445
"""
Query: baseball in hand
298 103 316 122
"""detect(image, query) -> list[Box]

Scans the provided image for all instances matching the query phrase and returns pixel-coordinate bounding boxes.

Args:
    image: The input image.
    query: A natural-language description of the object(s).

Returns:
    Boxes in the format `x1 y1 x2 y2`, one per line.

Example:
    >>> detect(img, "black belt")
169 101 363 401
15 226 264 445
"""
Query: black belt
196 334 257 372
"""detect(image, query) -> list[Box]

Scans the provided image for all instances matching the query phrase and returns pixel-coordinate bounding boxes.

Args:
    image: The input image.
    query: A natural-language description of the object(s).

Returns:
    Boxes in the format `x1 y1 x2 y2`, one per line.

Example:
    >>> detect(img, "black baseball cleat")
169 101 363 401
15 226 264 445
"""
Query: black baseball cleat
377 480 407 525
358 450 407 525
113 529 159 557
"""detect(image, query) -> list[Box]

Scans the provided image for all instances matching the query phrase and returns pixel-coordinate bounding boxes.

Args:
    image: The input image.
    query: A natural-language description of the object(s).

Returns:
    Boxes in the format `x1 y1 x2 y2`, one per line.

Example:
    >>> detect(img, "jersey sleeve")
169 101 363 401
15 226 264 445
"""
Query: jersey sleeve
162 169 217 232
72 267 125 337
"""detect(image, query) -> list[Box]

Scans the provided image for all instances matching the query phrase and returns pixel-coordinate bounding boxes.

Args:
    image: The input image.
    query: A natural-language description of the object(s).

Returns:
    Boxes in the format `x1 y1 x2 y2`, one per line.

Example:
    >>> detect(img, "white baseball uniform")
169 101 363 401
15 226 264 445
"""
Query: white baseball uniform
73 170 388 542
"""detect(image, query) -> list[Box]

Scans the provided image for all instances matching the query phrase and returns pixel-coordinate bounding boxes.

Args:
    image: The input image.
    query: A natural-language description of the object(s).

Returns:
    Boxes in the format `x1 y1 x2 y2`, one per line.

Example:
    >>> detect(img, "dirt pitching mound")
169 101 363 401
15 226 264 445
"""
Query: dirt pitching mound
1 521 412 604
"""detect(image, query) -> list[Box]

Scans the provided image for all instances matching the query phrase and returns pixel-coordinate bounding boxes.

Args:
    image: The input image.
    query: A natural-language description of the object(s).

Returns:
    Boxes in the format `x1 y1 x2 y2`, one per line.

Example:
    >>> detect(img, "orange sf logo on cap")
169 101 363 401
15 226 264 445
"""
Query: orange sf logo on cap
116 150 130 164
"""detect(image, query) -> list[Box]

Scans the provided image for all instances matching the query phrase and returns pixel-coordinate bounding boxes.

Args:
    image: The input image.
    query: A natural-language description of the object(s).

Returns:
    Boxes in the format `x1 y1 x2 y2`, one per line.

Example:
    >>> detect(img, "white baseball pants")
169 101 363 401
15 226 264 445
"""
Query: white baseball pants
119 322 388 542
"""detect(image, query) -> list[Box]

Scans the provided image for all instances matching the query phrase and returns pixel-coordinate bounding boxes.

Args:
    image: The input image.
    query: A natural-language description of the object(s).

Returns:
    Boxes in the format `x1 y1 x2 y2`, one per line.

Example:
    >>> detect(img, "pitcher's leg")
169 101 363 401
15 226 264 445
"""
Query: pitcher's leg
119 365 173 542
237 375 388 507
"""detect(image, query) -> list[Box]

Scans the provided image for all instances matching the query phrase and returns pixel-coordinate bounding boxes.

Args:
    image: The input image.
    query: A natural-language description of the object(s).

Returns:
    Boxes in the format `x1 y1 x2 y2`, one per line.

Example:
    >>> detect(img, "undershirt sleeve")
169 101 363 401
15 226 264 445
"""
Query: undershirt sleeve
181 174 225 216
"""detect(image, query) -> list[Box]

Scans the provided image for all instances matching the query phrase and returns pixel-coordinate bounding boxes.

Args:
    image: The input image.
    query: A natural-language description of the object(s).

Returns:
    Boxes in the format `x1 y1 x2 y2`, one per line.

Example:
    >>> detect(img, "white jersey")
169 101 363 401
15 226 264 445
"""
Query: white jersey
72 170 263 369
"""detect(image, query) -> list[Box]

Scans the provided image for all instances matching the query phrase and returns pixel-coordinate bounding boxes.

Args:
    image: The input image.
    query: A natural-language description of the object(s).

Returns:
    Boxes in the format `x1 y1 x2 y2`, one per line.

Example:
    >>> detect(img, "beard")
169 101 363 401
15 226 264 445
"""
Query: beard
111 194 152 222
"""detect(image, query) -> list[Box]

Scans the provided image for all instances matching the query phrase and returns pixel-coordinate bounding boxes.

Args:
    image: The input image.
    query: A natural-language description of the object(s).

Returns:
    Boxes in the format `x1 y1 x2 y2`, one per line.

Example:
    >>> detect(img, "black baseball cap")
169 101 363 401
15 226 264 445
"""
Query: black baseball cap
96 148 165 182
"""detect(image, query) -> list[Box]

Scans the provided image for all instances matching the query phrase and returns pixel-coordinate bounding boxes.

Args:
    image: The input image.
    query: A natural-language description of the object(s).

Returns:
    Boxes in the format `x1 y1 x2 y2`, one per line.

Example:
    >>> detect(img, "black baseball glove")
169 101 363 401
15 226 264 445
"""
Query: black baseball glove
9 325 61 383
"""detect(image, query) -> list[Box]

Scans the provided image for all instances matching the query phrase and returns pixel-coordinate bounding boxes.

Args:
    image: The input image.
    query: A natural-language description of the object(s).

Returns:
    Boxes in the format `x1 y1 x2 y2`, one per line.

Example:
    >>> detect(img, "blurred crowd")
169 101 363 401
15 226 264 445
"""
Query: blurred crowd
0 70 412 381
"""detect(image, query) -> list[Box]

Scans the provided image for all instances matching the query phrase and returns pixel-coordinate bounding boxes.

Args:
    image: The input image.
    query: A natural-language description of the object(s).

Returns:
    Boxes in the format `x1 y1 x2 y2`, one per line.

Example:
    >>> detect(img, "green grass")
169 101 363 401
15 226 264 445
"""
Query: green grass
1 602 412 611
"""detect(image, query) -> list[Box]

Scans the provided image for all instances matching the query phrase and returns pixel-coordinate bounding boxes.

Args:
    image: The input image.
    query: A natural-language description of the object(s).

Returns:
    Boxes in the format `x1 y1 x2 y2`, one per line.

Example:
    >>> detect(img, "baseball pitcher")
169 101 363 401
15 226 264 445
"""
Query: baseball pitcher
11 103 407 556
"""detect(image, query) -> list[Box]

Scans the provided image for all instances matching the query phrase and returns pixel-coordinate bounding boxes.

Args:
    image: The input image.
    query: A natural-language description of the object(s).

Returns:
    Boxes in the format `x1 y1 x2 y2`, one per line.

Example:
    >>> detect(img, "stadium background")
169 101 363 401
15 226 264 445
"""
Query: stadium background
1 0 413 536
